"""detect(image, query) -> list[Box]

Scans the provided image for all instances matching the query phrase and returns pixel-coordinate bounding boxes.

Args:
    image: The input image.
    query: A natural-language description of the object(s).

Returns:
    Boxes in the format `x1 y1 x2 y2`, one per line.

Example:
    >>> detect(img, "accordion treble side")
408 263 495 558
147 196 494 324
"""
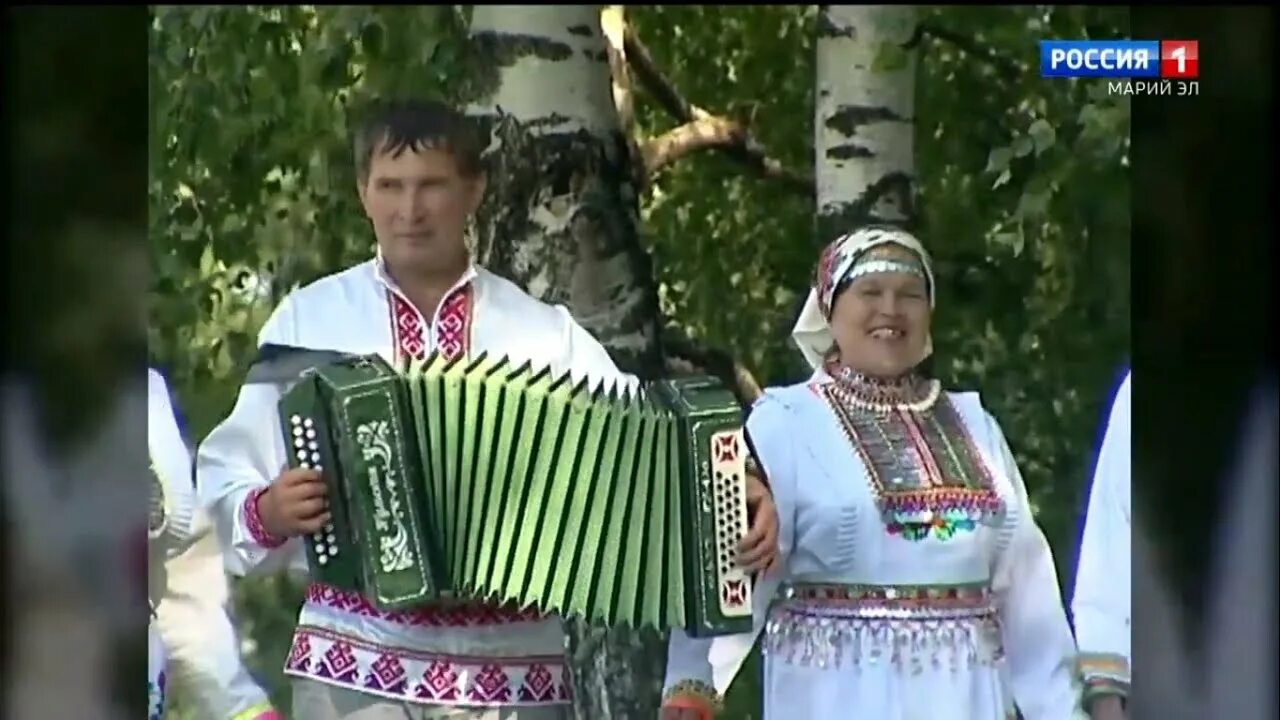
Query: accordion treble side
277 352 755 637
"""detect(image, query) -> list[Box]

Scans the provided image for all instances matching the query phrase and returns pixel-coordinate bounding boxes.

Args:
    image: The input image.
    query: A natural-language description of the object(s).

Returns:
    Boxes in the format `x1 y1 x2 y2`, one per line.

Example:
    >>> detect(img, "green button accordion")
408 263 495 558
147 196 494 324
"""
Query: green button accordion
278 351 754 637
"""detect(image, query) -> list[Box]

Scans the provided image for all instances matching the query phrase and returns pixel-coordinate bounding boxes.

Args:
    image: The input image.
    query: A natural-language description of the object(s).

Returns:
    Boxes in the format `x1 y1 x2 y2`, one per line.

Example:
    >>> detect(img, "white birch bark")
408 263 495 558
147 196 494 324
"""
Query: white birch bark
467 5 663 373
815 5 919 238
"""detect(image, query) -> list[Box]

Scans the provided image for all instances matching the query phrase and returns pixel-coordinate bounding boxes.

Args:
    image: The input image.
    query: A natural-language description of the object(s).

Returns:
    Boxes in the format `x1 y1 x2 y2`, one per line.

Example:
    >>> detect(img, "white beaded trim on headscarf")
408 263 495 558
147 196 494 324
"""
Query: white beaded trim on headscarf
792 226 936 371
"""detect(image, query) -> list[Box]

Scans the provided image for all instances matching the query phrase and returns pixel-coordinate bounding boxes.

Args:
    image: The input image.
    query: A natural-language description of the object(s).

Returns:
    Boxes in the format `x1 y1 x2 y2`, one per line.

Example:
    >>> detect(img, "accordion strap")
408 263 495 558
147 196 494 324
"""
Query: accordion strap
246 344 365 386
741 426 769 490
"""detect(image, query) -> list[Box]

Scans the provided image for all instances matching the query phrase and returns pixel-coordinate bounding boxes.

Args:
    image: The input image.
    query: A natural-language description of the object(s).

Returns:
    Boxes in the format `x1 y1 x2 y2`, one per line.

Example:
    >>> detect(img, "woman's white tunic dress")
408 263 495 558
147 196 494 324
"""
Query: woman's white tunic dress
664 371 1084 720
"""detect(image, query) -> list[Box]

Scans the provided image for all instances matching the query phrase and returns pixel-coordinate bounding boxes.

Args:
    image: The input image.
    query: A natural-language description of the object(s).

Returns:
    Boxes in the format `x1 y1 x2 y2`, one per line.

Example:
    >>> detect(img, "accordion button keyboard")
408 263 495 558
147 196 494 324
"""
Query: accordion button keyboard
709 429 752 619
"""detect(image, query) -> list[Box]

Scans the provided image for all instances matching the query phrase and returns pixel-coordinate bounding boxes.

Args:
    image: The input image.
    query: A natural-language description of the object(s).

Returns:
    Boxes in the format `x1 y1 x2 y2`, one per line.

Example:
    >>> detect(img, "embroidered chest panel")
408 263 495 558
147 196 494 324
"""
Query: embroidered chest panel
387 286 473 364
817 384 1006 541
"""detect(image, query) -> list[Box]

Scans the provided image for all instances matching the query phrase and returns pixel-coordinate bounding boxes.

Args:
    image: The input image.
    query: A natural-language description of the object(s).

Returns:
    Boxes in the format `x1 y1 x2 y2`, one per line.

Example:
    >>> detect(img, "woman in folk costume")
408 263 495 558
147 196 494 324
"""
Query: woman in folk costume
149 368 288 720
661 226 1084 720
1070 371 1131 720
149 368 200 717
149 367 285 720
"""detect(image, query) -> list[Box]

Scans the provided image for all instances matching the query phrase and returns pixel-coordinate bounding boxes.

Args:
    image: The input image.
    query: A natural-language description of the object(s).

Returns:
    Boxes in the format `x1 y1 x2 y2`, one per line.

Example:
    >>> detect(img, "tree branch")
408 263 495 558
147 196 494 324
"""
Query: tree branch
641 116 744 176
600 7 636 131
662 327 763 407
915 22 1026 81
623 26 814 196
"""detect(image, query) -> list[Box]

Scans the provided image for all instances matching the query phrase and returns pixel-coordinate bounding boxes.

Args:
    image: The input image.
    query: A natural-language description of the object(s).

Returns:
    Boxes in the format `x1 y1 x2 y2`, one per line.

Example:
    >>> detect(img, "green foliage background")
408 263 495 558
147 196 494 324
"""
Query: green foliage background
150 6 1129 718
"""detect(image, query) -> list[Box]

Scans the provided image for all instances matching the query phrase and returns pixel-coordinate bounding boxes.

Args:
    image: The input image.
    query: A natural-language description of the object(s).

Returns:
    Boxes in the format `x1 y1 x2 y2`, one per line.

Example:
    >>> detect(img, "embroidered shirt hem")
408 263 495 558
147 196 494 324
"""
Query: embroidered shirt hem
283 624 572 707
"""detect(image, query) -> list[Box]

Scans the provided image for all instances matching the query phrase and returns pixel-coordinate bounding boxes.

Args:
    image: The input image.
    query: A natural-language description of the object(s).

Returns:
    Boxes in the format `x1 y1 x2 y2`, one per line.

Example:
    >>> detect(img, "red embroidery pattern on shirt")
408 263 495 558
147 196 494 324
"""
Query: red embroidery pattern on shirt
285 633 312 673
389 292 428 363
518 663 557 701
416 660 462 701
365 653 409 695
435 288 472 360
304 583 545 626
243 487 286 548
468 664 512 704
319 640 360 683
284 627 571 708
387 285 473 364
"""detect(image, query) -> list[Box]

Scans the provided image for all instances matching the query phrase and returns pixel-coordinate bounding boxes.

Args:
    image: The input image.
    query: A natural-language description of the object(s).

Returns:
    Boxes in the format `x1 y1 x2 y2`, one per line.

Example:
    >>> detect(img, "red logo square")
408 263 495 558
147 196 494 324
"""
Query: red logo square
1161 40 1198 79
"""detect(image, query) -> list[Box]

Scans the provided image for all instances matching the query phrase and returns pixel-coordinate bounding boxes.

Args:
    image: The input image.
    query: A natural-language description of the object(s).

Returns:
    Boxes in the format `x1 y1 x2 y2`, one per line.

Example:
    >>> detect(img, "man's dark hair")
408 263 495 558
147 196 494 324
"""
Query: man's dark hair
352 98 484 182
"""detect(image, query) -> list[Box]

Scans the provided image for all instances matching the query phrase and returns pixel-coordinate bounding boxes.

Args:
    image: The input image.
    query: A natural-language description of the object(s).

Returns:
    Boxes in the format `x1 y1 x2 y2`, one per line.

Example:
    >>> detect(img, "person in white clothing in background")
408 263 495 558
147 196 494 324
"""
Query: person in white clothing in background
1070 371 1131 720
149 367 201 718
150 368 282 720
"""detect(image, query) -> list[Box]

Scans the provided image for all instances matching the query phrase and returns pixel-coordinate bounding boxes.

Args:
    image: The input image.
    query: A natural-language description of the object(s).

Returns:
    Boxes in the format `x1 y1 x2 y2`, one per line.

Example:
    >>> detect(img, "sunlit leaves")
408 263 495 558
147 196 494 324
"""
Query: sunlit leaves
986 146 1014 174
630 5 817 383
1028 118 1056 155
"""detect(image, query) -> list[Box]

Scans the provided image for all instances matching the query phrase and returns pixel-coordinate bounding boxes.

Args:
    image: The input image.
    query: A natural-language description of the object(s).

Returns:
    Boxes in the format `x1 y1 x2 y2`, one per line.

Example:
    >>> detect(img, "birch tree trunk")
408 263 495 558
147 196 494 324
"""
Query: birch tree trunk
815 5 919 240
464 6 667 718
466 4 664 376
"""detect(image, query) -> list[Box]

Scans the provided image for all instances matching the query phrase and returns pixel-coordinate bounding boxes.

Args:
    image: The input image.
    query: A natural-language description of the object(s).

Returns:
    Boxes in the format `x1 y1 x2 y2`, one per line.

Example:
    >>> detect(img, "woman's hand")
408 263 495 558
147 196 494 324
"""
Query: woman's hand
737 469 779 575
1088 696 1126 720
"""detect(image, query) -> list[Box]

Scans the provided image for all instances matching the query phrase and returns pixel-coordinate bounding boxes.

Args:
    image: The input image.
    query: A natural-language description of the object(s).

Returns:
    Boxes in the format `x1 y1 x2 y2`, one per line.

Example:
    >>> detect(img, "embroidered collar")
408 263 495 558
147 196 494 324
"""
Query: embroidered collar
372 246 479 303
823 362 941 413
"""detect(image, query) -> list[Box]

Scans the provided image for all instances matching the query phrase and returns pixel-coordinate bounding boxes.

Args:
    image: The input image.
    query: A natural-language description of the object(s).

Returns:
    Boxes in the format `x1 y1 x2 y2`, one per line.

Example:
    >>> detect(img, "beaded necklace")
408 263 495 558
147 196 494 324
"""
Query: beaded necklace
820 362 1005 541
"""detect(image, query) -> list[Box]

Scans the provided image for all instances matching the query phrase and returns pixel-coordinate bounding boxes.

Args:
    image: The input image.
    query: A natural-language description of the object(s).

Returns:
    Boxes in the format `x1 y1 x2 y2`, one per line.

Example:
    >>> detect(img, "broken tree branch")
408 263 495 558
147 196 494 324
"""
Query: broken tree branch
600 6 636 130
624 25 814 196
641 115 744 176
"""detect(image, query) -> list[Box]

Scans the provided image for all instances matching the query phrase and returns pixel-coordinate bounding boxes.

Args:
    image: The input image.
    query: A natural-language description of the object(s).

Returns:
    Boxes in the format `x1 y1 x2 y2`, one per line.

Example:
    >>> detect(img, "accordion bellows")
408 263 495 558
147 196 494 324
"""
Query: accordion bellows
278 352 754 637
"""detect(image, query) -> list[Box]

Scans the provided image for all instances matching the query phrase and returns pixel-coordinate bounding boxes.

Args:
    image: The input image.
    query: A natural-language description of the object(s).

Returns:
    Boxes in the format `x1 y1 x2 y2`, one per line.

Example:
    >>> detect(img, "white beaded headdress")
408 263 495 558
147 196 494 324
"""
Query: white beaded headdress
791 226 936 371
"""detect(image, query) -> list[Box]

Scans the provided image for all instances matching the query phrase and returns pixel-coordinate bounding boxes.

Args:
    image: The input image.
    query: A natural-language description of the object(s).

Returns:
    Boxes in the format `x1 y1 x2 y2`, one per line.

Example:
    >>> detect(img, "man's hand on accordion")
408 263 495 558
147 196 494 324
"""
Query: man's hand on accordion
736 469 779 576
260 468 331 538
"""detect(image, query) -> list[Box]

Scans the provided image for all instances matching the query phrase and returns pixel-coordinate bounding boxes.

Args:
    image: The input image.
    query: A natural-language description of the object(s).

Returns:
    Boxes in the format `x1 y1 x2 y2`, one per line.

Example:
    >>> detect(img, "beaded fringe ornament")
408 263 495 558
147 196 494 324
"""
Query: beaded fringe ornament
762 584 1005 673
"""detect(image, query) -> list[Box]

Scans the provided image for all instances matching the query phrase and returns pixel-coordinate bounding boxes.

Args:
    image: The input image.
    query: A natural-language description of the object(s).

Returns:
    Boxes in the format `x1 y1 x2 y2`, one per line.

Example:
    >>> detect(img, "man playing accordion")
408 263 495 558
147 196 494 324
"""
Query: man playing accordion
197 99 779 720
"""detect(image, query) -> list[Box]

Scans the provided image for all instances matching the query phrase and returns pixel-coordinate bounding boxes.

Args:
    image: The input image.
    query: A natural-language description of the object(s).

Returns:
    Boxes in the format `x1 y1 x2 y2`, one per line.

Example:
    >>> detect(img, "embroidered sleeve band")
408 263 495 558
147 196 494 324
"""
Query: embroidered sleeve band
243 487 288 549
662 679 722 719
